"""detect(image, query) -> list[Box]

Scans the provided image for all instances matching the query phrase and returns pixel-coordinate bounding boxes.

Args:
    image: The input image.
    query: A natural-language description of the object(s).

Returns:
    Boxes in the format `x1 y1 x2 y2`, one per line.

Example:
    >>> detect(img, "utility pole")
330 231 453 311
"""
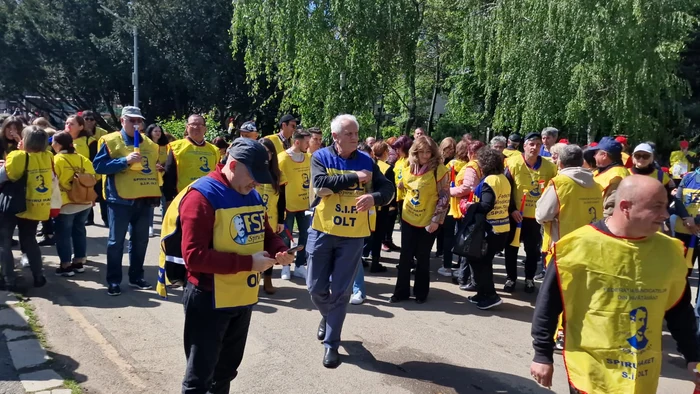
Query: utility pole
100 2 138 107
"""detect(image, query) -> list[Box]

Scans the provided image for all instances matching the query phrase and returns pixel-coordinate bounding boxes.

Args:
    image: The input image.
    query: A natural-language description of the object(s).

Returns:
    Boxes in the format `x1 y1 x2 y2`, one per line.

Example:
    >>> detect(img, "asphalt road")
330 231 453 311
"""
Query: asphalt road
12 208 698 394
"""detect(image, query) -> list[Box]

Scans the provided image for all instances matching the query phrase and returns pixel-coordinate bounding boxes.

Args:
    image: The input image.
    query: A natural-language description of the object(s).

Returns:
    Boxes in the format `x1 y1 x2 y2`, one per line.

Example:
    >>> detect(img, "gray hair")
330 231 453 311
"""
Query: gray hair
541 127 559 138
490 136 507 147
559 144 583 168
21 125 48 153
330 114 359 136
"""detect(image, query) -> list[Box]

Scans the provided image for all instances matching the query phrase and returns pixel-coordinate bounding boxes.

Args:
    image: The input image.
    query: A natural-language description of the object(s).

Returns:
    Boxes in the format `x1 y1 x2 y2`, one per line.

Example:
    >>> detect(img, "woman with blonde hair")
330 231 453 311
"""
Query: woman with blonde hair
391 136 450 304
439 137 456 165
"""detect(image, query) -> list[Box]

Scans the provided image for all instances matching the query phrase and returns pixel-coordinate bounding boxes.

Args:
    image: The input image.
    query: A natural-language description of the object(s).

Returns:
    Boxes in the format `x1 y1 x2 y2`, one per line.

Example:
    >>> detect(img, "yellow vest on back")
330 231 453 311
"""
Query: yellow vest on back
264 134 286 158
100 132 161 200
155 145 168 186
255 171 287 228
505 155 557 218
168 139 219 193
402 165 448 228
447 159 467 218
5 150 54 221
555 225 688 394
670 150 696 177
394 157 408 201
157 175 263 309
594 165 629 194
72 135 95 160
54 152 96 206
502 148 519 158
474 174 511 233
278 151 311 212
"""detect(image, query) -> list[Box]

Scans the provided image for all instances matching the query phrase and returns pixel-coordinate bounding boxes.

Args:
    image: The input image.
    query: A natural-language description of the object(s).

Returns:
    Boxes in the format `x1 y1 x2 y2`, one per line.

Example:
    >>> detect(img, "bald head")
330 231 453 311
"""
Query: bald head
615 175 666 208
610 175 669 237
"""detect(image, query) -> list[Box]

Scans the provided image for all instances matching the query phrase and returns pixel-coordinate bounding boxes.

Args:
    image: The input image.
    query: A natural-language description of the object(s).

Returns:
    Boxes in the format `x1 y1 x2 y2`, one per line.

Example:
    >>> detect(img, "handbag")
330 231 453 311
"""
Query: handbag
0 153 30 215
452 203 489 259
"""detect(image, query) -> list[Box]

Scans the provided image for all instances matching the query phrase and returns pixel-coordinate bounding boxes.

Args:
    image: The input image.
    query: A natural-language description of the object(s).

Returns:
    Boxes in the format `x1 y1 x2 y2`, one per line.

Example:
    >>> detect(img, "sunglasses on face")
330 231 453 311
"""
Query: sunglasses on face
126 118 143 124
84 117 95 121
634 153 651 160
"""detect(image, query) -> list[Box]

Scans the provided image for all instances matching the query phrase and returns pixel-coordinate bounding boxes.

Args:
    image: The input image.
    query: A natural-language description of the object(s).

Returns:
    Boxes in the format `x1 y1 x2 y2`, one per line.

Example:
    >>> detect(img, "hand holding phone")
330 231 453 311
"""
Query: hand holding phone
287 245 304 255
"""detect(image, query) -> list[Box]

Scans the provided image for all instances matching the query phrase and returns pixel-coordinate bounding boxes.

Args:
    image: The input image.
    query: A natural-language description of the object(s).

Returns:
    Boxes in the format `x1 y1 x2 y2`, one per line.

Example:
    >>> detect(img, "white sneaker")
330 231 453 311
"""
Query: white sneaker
437 267 452 277
281 266 291 280
293 265 308 279
350 292 365 305
20 254 29 268
148 226 154 237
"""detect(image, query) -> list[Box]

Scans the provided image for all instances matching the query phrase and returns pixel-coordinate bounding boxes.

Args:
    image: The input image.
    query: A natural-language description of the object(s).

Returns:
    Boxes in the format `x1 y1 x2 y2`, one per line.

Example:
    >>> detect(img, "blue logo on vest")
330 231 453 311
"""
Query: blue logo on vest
141 156 152 174
262 194 269 208
529 180 541 197
627 307 649 351
35 175 48 193
588 207 597 223
230 211 266 245
199 156 211 173
410 190 421 206
302 173 310 189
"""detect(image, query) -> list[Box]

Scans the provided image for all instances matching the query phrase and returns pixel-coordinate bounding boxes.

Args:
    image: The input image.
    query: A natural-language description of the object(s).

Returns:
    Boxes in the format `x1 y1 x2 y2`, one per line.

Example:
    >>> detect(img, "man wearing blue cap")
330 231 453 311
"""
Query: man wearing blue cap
589 136 630 217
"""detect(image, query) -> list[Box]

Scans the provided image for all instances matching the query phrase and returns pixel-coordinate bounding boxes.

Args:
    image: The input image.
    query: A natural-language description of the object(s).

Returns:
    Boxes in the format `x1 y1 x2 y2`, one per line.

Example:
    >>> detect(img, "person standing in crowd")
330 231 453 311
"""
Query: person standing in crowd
670 140 697 182
237 121 259 141
434 137 457 259
1 116 23 156
385 136 398 165
365 136 376 147
413 127 425 139
265 114 296 157
546 143 567 165
94 106 160 296
460 147 511 309
439 138 469 277
256 138 287 294
615 135 633 168
630 143 674 191
82 111 110 226
672 165 700 274
539 127 558 158
386 136 412 252
0 126 53 291
157 138 293 394
504 133 557 293
503 133 522 158
146 123 169 237
51 132 96 277
211 137 229 159
307 114 393 368
352 143 375 306
589 136 629 218
308 127 323 154
277 130 312 280
530 175 700 393
163 115 220 205
81 110 110 142
367 141 394 274
392 136 449 304
490 136 507 153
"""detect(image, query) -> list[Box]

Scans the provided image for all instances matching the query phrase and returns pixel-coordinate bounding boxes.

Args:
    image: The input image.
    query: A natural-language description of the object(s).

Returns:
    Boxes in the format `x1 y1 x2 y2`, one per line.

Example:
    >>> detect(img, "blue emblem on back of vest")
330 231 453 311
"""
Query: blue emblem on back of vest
141 156 152 174
627 307 649 351
35 175 48 193
199 156 211 172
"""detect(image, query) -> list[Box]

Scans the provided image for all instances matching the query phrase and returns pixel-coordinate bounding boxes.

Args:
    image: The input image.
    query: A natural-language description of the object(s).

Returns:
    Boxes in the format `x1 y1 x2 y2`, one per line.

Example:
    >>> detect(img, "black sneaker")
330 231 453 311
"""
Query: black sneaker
11 239 19 247
369 264 387 273
524 279 536 294
37 236 55 246
459 281 477 291
503 279 516 293
33 276 47 288
107 284 121 296
476 295 503 310
533 272 545 282
467 294 485 304
129 279 152 290
71 262 85 274
55 266 75 277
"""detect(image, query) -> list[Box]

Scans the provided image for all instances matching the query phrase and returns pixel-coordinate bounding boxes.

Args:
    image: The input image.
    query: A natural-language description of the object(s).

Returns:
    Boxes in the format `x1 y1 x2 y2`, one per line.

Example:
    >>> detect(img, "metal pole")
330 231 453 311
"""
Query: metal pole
130 2 139 107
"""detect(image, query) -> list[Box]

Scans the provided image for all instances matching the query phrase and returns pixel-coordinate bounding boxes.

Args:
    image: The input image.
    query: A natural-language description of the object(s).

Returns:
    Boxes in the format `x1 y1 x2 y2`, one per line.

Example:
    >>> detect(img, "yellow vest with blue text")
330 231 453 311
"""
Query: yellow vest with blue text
675 173 700 235
594 165 629 194
394 157 408 201
278 150 311 212
255 171 288 228
156 176 263 309
474 174 511 233
446 159 468 218
168 139 220 193
555 225 688 394
402 165 449 228
541 174 603 253
670 150 696 176
53 152 96 206
505 154 557 218
4 150 54 221
153 143 168 187
312 148 376 238
99 132 161 199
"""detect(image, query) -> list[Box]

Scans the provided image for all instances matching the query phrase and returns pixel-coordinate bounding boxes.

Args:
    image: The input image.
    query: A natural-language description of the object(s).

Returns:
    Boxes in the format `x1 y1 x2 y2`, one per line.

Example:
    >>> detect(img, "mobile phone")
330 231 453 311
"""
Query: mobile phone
287 245 305 254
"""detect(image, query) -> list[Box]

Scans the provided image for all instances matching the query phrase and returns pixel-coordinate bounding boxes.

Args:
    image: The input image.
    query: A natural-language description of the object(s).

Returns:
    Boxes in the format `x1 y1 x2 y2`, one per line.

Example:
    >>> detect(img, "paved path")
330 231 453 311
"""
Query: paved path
10 208 698 393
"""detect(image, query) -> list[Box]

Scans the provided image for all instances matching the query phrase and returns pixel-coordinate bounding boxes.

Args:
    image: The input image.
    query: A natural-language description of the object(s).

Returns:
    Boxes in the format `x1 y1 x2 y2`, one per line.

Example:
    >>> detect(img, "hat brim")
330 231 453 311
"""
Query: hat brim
123 114 146 120
246 164 273 184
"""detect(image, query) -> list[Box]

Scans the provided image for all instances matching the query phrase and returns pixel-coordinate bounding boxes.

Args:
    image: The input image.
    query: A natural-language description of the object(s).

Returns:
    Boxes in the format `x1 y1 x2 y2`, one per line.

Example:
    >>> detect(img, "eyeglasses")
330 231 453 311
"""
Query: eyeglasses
634 153 651 160
188 123 205 127
125 118 143 124
84 117 95 121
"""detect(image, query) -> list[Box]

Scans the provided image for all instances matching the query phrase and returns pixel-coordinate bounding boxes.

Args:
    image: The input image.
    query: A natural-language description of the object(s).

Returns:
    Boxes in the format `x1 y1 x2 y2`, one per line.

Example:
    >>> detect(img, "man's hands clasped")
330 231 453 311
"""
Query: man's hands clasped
251 250 296 273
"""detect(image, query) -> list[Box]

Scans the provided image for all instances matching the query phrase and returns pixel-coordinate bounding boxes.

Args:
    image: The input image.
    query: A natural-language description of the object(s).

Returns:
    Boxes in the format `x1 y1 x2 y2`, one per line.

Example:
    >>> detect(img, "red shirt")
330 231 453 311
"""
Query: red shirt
179 167 287 290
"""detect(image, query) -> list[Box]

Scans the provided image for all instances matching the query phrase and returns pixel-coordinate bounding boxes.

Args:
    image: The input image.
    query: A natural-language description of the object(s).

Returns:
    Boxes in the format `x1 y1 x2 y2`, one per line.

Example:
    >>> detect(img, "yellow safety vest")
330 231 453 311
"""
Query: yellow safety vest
311 148 376 238
155 145 168 186
629 167 671 187
157 175 263 309
5 150 54 221
474 174 511 233
72 135 95 160
502 148 519 158
446 159 467 218
675 174 700 235
278 151 311 212
555 225 688 394
542 174 603 253
670 150 696 177
100 132 161 200
395 157 408 201
264 134 286 157
377 160 390 179
53 152 96 206
402 165 448 228
594 165 630 194
93 127 110 141
168 139 220 193
255 170 287 228
505 154 557 218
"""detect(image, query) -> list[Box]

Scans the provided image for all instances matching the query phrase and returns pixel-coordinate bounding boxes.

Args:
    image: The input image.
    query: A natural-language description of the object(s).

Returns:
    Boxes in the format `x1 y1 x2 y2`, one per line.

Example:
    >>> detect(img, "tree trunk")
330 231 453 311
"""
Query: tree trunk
427 54 440 136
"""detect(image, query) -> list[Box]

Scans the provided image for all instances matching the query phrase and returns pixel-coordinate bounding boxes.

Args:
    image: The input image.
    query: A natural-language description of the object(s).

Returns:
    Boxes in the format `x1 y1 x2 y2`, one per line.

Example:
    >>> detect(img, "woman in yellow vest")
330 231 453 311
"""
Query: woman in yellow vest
391 136 449 304
146 124 169 237
81 110 110 142
367 141 395 274
256 138 288 294
438 138 469 278
390 136 412 237
0 125 54 290
51 132 96 277
65 114 104 227
630 143 674 191
434 137 456 259
459 147 511 309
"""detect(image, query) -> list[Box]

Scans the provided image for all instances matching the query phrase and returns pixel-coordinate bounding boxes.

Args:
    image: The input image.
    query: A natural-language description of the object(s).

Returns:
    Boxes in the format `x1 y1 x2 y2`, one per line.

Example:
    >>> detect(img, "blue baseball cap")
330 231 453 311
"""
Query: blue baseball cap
588 136 622 156
227 138 272 184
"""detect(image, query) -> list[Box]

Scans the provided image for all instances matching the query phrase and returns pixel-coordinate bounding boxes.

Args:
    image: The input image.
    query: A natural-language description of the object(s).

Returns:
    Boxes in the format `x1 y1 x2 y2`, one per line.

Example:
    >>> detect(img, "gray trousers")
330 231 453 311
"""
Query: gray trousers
306 229 363 350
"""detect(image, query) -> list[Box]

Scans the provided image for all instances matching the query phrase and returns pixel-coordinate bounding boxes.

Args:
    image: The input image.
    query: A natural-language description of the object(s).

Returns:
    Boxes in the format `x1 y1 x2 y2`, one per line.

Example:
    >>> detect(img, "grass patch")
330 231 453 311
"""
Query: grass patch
64 378 82 394
16 298 48 349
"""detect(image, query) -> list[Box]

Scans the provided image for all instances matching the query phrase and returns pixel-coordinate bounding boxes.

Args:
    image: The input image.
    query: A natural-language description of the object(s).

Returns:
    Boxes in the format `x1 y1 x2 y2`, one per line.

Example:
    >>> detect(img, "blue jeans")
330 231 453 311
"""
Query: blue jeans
106 201 151 285
54 209 91 264
148 192 167 228
306 229 363 349
353 259 365 296
285 211 310 268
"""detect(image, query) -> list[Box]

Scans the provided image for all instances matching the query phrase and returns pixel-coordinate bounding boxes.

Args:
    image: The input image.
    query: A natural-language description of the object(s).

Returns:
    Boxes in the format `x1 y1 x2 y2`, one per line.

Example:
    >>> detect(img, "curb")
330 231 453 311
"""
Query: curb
0 291 78 394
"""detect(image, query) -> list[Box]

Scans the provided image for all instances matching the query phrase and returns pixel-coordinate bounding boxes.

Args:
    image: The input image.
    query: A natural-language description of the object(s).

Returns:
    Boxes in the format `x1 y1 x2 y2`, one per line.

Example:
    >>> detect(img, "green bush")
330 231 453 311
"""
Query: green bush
156 113 221 141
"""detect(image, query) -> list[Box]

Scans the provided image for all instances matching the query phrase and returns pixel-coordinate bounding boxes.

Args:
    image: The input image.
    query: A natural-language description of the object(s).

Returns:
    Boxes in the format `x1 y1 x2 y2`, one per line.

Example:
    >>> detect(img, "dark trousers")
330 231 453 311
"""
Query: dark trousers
505 217 541 281
89 180 109 226
472 233 507 298
370 208 390 266
441 215 457 269
0 214 42 283
182 282 252 394
384 207 399 244
40 219 54 236
393 221 437 300
435 226 444 255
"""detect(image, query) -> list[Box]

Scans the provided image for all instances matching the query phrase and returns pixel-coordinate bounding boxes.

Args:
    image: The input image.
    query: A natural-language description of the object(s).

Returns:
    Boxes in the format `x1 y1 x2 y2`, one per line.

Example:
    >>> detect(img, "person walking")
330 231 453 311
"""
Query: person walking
306 114 393 368
589 137 629 218
145 123 169 237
